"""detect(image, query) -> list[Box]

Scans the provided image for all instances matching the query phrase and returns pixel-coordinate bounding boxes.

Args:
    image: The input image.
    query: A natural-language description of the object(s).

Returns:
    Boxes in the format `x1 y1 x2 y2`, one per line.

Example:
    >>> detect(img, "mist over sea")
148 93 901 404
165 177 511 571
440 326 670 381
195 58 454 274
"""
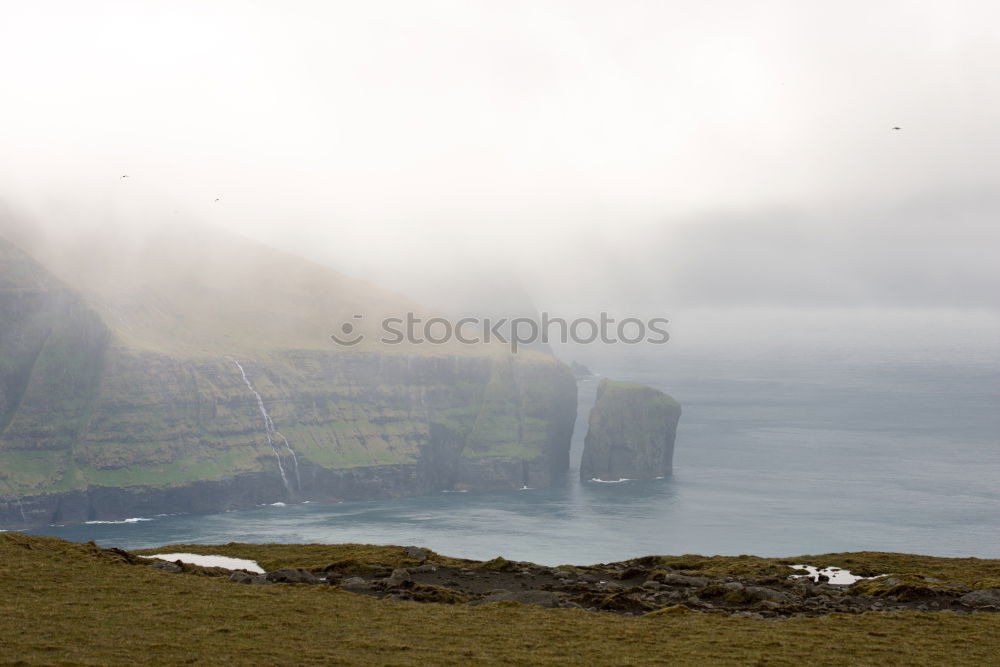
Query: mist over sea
26 311 1000 564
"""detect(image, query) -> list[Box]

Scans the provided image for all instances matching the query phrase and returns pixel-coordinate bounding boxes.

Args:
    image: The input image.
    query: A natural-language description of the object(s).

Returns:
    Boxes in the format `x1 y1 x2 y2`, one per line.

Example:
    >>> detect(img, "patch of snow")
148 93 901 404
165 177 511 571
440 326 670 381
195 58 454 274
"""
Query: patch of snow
791 564 872 585
144 553 264 573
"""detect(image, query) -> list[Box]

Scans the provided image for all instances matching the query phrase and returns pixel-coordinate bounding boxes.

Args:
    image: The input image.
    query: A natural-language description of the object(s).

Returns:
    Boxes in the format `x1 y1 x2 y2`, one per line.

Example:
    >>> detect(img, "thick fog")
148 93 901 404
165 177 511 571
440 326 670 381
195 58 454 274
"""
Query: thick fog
1 1 998 323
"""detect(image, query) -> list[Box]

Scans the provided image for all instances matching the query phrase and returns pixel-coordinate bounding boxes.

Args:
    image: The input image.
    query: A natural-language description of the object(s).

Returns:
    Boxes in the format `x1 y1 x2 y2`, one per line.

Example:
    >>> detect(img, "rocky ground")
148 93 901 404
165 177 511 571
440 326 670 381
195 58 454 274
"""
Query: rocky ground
149 547 1000 619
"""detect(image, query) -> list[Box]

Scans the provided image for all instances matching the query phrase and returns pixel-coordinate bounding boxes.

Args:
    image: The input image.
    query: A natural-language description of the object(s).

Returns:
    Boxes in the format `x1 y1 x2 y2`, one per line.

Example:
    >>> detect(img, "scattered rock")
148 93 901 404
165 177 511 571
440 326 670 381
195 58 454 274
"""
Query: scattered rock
150 561 182 573
385 568 413 587
265 568 320 585
745 586 794 603
411 564 437 573
339 577 369 591
960 588 1000 609
403 546 428 562
229 570 254 584
660 574 709 587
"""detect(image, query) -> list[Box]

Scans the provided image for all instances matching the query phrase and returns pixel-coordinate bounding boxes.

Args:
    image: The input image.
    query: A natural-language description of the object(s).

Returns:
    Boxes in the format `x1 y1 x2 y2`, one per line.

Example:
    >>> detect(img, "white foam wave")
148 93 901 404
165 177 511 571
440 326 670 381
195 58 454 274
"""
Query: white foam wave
588 478 633 484
84 517 152 525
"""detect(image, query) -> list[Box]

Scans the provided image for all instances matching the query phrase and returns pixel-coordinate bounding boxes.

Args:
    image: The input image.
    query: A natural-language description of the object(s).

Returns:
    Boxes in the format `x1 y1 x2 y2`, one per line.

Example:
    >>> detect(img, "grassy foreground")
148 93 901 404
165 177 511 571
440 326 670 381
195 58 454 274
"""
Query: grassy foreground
2 533 998 666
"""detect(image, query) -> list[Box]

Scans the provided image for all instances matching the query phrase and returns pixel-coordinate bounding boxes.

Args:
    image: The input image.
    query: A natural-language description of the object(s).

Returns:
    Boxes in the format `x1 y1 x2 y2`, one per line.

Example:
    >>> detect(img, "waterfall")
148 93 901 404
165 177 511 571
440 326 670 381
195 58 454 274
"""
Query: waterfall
275 432 302 491
229 358 301 496
2 495 27 524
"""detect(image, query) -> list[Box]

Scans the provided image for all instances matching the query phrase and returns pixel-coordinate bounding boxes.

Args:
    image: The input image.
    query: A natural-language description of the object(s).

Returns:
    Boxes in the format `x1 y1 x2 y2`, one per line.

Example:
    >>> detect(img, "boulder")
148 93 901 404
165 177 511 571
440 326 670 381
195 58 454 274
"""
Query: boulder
411 564 437 573
745 586 794 603
340 577 370 591
229 570 254 584
150 560 182 573
659 574 709 588
385 568 413 587
265 568 320 584
960 588 1000 608
403 546 428 562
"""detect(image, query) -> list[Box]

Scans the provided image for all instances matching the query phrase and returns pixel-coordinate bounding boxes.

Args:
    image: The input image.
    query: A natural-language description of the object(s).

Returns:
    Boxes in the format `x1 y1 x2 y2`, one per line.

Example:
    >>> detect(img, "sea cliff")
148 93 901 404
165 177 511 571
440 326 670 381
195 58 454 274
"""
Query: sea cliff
579 378 681 482
0 234 576 528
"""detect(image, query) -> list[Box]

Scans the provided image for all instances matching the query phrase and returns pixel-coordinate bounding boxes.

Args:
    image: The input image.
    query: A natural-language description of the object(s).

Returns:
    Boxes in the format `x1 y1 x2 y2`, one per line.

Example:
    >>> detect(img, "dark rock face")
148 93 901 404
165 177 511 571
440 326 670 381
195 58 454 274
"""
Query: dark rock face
579 379 681 482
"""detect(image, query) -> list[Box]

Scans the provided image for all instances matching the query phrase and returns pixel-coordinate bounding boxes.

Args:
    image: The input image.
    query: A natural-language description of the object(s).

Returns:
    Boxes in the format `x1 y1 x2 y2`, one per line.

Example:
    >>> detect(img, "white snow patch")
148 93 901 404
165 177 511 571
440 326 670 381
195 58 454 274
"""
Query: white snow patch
145 553 264 573
791 564 872 585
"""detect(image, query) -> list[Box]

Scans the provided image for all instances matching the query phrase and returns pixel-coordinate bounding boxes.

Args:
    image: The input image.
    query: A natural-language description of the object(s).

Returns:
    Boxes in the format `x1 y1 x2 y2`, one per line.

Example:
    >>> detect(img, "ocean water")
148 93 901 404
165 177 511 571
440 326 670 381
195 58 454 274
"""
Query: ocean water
25 311 1000 565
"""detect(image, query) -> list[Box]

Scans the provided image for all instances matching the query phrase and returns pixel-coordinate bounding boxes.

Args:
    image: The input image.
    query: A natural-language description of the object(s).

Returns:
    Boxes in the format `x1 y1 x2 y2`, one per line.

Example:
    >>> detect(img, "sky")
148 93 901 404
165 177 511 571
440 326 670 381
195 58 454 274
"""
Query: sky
1 0 998 316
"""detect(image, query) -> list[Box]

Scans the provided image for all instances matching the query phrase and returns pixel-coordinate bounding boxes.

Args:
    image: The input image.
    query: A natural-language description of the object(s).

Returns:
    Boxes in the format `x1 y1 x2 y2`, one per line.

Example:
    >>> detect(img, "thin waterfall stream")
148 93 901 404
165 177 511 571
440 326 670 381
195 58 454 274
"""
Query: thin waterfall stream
229 358 301 497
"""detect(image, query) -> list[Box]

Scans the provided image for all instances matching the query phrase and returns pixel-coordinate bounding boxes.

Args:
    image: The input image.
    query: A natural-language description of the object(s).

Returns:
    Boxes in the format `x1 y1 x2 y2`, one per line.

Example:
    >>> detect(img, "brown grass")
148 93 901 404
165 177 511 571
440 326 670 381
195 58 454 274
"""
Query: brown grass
2 533 998 665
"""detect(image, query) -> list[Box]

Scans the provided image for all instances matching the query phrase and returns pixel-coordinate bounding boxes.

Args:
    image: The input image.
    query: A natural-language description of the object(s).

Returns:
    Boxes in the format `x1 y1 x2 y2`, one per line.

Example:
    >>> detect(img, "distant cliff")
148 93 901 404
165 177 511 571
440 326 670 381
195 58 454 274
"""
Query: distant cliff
0 233 576 528
579 379 680 482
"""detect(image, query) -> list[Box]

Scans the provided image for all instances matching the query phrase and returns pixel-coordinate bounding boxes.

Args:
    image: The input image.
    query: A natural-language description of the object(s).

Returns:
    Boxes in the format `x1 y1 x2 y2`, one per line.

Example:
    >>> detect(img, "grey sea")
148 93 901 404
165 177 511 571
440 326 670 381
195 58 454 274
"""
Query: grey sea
25 310 1000 565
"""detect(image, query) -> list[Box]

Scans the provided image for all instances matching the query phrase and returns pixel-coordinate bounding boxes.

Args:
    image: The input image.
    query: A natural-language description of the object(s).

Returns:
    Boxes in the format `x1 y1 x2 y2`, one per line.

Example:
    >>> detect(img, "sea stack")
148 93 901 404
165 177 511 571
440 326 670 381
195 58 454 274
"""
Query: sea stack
580 379 681 482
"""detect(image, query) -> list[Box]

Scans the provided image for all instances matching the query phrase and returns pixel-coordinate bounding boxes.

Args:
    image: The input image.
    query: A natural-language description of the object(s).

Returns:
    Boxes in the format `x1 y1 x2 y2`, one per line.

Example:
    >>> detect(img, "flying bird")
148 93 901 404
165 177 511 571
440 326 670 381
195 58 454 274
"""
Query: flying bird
891 126 901 131
121 174 129 178
214 197 220 202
